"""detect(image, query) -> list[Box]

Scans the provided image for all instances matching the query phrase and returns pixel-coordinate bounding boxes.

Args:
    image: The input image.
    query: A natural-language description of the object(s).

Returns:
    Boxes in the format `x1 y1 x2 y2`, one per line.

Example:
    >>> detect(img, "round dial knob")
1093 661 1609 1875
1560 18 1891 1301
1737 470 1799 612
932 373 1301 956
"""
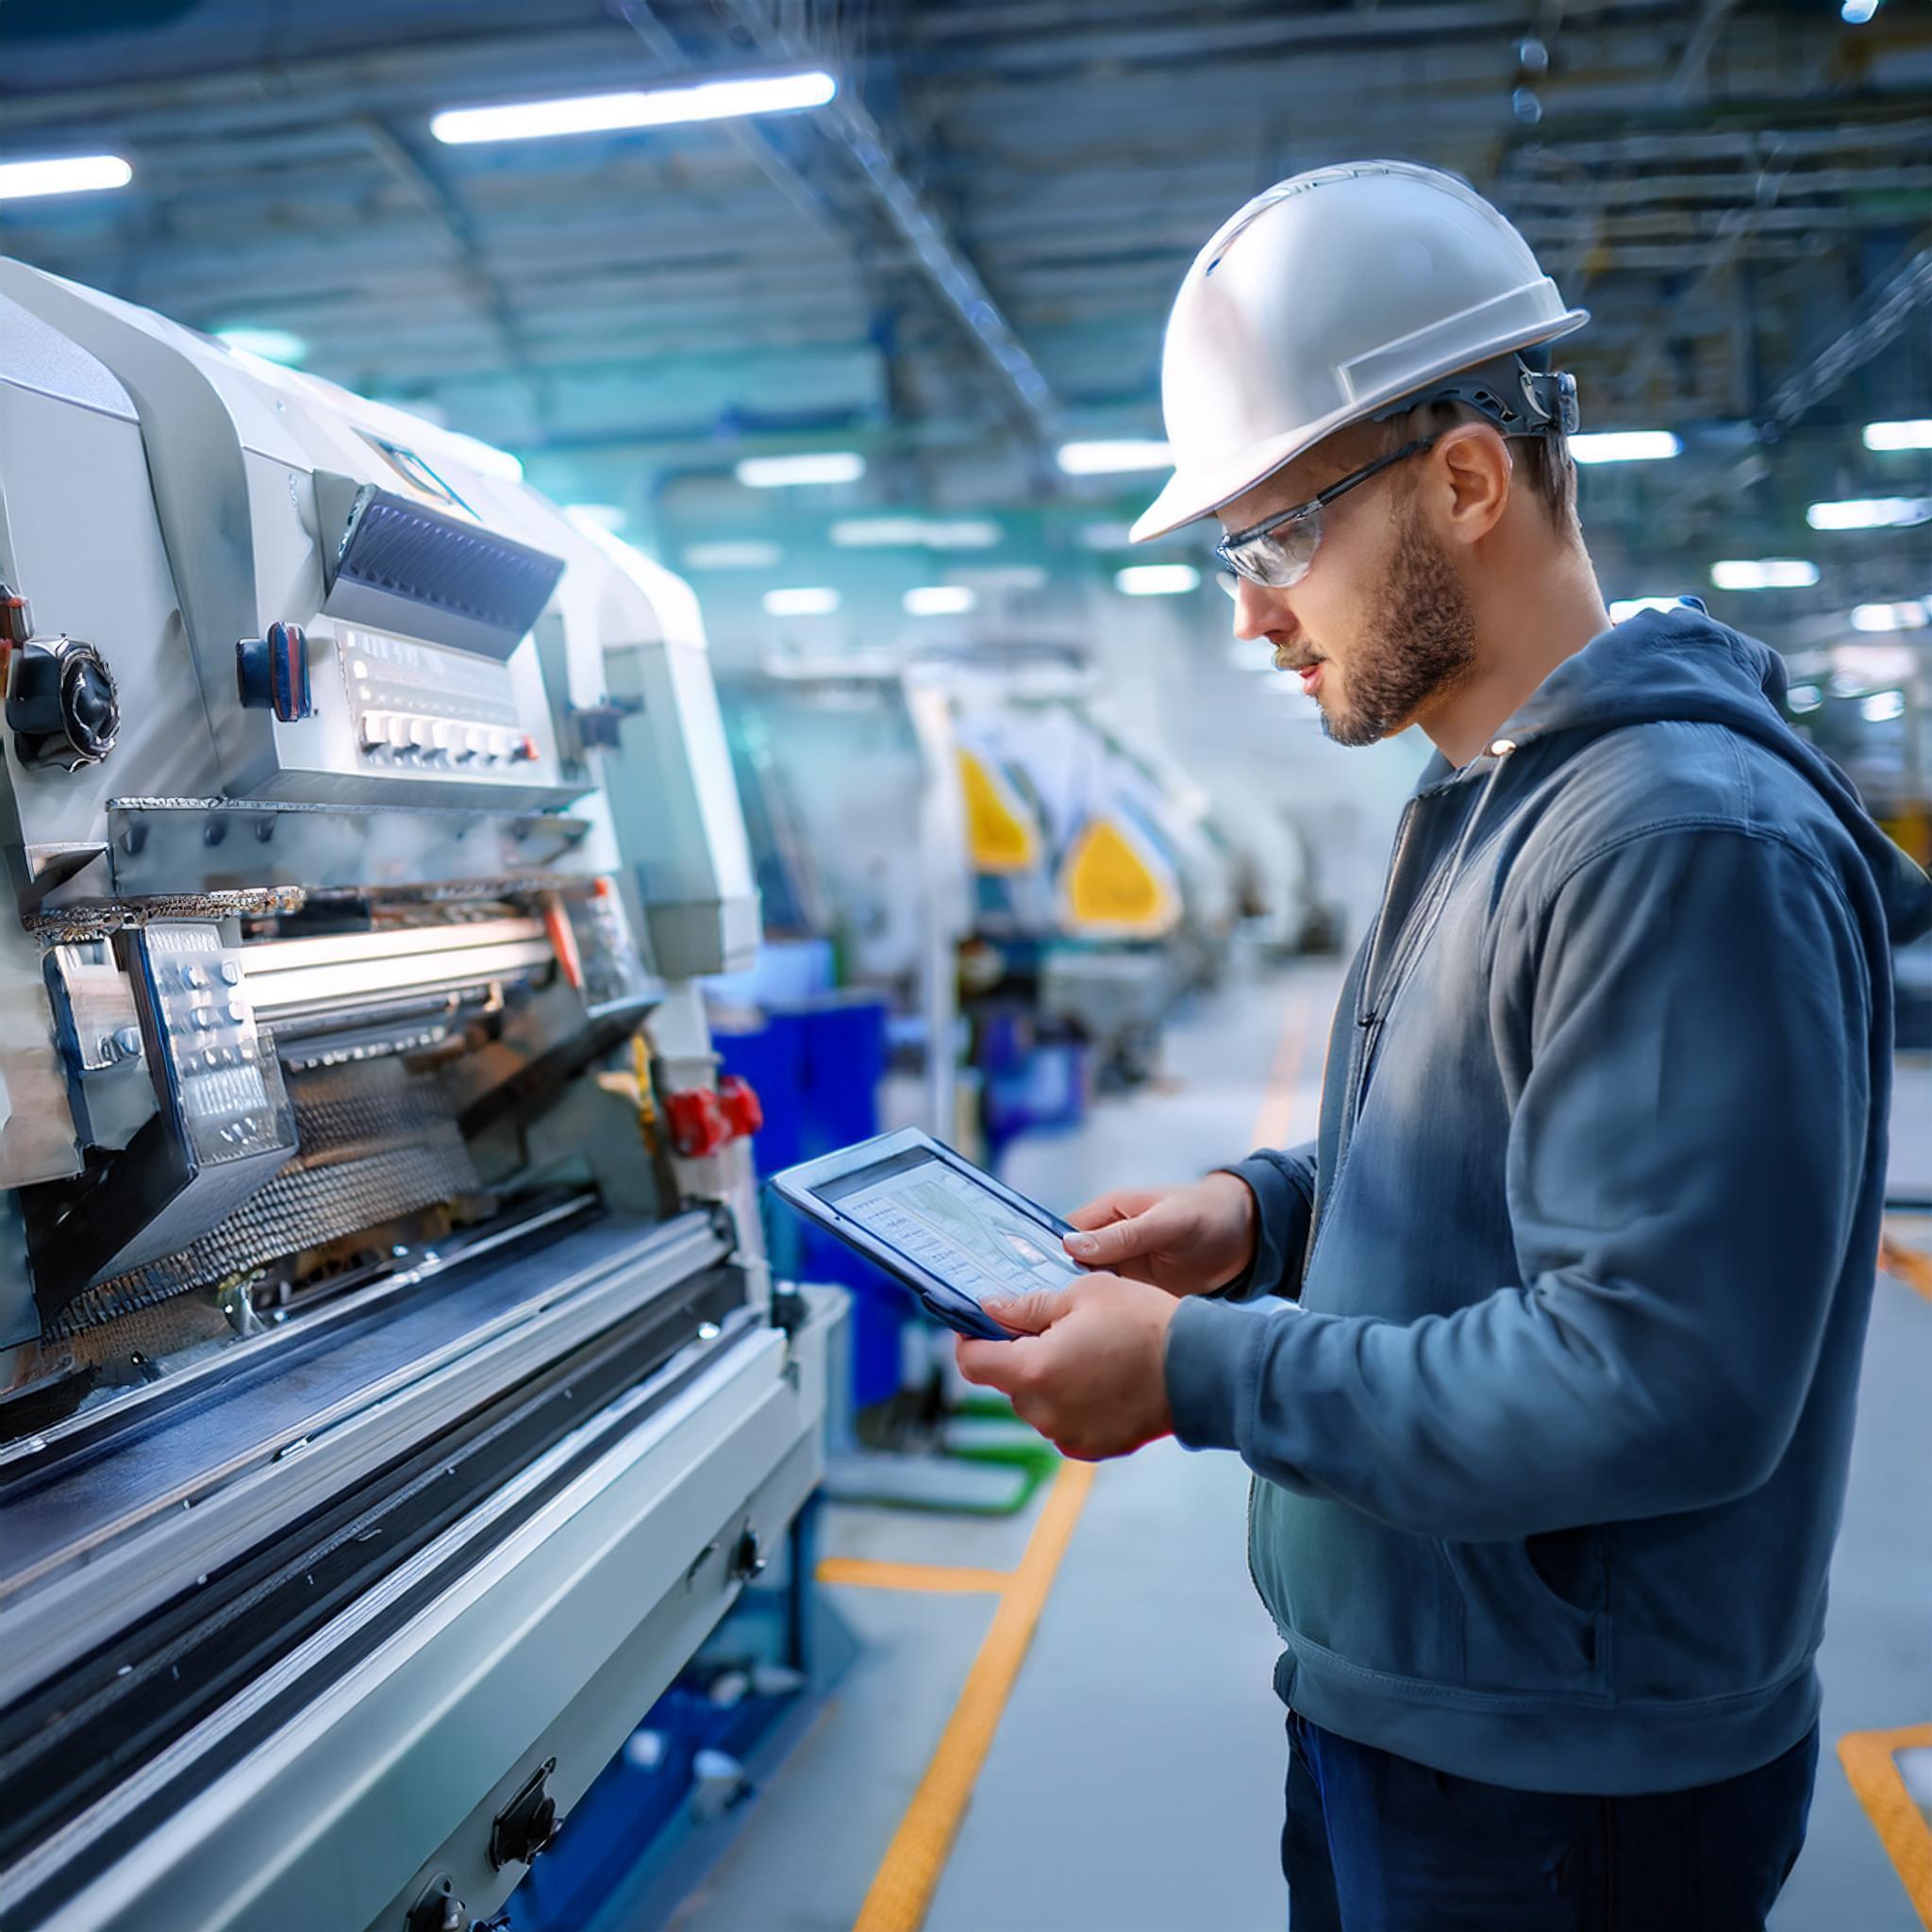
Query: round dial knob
5 635 120 771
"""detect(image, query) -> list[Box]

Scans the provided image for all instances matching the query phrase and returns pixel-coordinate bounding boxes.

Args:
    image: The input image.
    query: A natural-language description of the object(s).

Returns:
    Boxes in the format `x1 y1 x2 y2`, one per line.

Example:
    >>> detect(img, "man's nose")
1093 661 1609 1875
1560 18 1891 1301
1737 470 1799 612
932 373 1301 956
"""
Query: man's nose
1229 575 1297 643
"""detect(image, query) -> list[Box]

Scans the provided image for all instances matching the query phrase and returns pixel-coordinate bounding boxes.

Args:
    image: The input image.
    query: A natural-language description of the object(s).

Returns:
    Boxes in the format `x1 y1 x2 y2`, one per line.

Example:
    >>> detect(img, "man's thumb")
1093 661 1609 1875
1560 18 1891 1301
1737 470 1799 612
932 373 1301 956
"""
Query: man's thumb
1064 1211 1158 1266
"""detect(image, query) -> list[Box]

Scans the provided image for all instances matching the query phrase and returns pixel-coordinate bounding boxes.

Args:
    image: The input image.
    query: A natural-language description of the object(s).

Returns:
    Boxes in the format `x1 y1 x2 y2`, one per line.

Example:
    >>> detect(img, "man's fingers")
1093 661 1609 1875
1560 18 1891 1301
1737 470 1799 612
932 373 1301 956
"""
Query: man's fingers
955 1335 1017 1390
1066 1188 1158 1233
1066 1198 1124 1233
981 1290 1071 1336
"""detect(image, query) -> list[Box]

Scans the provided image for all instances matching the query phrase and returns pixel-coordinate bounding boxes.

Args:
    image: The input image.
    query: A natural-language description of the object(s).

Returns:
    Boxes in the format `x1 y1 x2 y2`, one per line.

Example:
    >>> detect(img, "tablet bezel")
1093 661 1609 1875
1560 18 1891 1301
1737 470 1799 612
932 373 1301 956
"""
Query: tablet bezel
767 1127 1081 1341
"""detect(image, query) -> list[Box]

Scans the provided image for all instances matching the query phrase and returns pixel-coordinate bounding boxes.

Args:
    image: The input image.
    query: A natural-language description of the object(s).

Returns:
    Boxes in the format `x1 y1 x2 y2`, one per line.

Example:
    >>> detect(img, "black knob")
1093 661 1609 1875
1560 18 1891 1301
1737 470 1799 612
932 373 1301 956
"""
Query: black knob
236 621 314 722
732 1526 767 1582
6 635 119 771
402 1876 467 1932
488 1757 561 1870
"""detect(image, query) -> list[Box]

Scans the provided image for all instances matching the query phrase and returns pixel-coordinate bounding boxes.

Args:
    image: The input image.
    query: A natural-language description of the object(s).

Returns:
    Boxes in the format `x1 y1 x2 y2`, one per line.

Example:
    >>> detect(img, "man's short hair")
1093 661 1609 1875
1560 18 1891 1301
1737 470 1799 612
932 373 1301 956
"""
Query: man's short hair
1382 396 1580 536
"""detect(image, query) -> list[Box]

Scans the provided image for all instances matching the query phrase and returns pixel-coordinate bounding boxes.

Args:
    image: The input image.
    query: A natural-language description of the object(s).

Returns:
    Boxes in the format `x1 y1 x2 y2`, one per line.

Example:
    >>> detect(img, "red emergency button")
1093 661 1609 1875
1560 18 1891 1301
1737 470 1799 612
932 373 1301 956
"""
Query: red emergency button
664 1076 763 1158
665 1087 729 1158
718 1074 762 1139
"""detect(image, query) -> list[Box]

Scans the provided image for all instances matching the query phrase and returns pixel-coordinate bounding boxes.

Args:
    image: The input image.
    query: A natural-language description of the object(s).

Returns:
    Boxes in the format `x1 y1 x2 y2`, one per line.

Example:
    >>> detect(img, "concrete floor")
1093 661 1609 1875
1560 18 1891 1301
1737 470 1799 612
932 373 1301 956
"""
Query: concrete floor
669 967 1932 1932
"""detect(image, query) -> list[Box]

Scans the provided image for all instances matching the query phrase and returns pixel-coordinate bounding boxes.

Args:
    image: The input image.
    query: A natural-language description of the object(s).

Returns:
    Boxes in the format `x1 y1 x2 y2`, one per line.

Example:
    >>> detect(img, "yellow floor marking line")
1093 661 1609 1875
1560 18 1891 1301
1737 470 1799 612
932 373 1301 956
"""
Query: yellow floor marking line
1879 1226 1932 1306
850 1460 1096 1932
1248 988 1313 1153
817 1558 1015 1595
846 987 1312 1931
1838 1724 1932 1929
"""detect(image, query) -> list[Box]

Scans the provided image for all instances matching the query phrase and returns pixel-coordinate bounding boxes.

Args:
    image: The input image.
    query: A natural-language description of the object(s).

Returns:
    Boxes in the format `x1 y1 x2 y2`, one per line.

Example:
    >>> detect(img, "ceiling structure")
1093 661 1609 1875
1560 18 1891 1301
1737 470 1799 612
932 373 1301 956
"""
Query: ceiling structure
4 0 1931 645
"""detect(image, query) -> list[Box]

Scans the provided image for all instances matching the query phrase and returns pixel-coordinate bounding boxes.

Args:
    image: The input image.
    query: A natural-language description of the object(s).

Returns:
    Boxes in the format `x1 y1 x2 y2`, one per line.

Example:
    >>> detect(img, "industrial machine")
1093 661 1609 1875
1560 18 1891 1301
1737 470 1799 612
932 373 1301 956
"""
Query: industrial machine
0 260 839 1932
949 675 1247 1086
720 666 971 1140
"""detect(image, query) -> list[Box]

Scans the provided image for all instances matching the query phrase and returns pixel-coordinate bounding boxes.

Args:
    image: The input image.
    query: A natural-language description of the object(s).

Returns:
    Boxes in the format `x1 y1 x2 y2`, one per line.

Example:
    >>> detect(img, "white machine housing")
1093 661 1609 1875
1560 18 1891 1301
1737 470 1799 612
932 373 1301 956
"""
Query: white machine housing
0 258 828 1932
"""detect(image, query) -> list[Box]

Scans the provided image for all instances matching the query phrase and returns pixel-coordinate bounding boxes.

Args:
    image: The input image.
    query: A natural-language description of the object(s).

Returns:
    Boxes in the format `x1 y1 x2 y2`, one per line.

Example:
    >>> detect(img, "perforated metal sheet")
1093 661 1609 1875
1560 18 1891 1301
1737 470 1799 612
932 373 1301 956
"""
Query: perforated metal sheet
48 1059 478 1339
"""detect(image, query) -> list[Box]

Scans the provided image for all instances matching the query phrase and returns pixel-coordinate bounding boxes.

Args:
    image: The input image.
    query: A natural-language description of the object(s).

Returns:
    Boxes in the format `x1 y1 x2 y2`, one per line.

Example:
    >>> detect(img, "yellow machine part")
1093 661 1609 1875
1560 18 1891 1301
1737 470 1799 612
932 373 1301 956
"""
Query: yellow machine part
958 748 1040 874
1877 807 1931 870
1059 816 1180 938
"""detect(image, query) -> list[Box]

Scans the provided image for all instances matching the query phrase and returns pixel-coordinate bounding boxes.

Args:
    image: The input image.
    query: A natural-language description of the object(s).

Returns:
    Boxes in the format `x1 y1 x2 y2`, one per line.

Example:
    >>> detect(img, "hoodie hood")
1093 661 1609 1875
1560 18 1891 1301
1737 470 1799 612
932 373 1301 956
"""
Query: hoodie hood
1419 604 1932 945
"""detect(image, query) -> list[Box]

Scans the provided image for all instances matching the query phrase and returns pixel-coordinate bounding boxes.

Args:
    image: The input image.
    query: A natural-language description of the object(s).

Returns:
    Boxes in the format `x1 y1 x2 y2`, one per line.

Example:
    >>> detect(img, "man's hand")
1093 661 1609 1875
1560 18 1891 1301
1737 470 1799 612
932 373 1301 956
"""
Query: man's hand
1061 1172 1257 1296
955 1273 1179 1460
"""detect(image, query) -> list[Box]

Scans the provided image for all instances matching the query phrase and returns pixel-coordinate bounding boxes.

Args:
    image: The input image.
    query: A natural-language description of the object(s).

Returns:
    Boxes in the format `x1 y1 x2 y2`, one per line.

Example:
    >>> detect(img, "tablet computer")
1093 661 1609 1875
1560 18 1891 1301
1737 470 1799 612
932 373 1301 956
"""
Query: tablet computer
768 1128 1084 1341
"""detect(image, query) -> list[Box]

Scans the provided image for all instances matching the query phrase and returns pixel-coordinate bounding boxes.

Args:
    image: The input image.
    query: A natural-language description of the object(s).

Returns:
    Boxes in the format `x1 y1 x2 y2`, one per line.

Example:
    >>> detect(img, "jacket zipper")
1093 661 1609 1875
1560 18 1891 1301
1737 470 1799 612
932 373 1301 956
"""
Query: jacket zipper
1296 739 1520 1299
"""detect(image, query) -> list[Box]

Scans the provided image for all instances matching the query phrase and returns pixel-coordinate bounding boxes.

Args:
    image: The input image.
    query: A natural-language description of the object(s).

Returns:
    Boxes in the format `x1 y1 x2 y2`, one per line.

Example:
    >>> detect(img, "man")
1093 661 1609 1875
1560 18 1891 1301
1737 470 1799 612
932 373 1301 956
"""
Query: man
956 160 1932 1930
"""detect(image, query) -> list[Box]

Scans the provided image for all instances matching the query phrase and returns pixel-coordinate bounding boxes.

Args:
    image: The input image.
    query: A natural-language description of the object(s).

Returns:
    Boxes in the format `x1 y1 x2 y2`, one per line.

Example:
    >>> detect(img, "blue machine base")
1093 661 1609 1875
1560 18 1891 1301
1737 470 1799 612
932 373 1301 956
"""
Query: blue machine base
503 1504 854 1932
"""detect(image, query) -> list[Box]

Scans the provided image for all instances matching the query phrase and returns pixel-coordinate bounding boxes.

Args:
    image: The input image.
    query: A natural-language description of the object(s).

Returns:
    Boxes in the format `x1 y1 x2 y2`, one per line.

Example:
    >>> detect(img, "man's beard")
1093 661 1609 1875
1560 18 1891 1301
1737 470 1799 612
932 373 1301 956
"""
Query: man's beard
1319 510 1478 748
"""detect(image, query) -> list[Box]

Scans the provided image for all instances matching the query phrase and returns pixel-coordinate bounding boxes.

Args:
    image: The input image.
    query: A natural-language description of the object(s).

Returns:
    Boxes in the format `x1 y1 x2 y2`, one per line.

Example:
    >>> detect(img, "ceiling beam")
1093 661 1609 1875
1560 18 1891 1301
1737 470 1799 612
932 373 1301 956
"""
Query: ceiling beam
625 0 1058 443
353 114 553 437
1669 0 1739 100
1767 244 1932 429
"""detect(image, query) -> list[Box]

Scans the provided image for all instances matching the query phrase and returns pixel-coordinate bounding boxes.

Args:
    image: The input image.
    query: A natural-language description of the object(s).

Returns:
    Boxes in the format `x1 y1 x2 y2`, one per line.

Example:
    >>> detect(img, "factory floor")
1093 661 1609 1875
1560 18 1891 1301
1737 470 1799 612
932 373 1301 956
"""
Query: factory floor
665 961 1932 1932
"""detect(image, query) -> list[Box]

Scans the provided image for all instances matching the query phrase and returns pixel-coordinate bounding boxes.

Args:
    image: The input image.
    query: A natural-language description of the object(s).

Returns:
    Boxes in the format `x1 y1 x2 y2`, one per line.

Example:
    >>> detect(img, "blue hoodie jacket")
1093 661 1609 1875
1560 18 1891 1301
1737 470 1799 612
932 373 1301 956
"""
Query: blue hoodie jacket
1164 606 1932 1795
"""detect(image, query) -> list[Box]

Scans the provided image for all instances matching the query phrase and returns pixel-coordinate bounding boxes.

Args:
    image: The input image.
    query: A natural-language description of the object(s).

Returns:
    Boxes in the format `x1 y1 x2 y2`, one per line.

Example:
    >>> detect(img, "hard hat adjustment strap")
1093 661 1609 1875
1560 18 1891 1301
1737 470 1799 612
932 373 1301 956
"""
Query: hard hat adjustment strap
1368 351 1581 439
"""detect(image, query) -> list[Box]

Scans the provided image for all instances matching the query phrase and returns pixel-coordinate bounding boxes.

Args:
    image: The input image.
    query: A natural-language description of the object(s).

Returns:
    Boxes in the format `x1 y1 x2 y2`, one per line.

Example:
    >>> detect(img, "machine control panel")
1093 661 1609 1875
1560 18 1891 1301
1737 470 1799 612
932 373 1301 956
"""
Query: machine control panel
338 627 539 774
135 922 290 1168
31 920 300 1307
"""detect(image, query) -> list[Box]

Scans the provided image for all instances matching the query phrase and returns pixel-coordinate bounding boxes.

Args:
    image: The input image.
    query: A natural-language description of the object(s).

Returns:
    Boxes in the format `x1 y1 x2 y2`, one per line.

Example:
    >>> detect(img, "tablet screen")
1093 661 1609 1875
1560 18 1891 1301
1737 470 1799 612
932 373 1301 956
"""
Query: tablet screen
818 1147 1080 1308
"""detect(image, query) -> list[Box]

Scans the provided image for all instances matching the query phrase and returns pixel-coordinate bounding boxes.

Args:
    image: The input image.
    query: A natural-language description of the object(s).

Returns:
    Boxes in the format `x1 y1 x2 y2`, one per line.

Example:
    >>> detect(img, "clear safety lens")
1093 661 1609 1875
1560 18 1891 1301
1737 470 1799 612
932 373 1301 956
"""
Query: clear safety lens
1218 507 1323 591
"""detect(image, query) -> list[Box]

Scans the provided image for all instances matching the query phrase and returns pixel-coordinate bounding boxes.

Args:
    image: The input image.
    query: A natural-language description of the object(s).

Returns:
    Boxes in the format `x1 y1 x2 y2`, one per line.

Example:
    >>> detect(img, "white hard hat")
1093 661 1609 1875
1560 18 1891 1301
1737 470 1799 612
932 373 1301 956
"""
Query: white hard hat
1132 160 1589 542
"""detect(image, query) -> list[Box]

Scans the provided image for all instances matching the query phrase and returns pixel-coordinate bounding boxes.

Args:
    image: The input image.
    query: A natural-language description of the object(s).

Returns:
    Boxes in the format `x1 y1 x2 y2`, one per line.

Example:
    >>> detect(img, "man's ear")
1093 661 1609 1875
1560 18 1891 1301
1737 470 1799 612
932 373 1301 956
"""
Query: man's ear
1433 425 1513 549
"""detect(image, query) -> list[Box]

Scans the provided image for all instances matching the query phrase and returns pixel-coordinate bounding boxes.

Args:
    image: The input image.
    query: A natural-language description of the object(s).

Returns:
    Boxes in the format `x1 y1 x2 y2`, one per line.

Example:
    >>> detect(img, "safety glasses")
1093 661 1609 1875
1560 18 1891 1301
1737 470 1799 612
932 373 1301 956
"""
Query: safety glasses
1215 435 1441 595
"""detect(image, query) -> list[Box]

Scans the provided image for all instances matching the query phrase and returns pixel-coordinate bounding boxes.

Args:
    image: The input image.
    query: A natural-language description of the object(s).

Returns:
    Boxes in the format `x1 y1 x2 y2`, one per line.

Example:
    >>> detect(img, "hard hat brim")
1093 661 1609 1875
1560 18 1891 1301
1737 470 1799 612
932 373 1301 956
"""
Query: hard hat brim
1128 308 1590 544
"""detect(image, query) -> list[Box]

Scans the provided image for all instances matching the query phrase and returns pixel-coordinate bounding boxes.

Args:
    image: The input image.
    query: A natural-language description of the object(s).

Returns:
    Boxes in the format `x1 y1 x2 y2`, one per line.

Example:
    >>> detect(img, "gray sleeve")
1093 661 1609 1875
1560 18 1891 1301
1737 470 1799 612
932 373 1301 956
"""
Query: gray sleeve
1164 827 1872 1540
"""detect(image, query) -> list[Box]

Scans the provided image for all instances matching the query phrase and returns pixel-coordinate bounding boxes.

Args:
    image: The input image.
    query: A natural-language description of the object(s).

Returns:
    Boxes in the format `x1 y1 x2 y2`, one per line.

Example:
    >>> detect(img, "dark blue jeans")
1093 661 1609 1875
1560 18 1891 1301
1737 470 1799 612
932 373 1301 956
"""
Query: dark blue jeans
1283 1709 1818 1932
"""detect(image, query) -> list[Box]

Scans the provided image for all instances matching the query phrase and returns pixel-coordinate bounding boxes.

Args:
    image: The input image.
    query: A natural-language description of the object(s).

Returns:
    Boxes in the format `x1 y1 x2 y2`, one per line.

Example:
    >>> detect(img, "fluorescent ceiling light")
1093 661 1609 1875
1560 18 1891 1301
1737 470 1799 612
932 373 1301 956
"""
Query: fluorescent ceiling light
948 564 1048 591
1806 496 1932 530
763 587 841 617
431 72 837 146
564 503 627 533
1787 684 1824 714
830 517 928 547
1832 642 1917 686
926 521 1001 550
1860 690 1906 722
0 154 133 201
1570 430 1682 465
1863 420 1932 451
214 325 306 365
1609 596 1685 623
1851 601 1929 632
736 451 865 489
1710 558 1819 591
829 517 999 550
685 541 781 571
904 586 976 616
1115 564 1200 597
1840 0 1881 22
1058 440 1173 476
